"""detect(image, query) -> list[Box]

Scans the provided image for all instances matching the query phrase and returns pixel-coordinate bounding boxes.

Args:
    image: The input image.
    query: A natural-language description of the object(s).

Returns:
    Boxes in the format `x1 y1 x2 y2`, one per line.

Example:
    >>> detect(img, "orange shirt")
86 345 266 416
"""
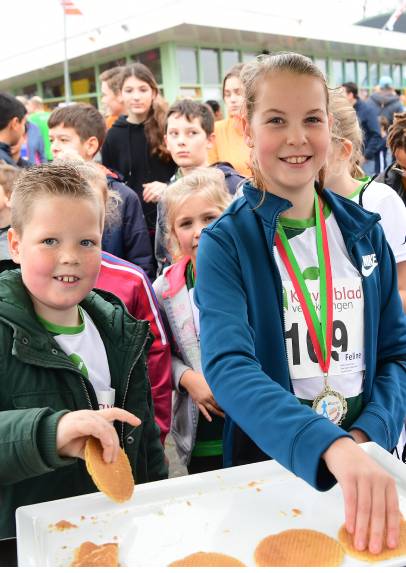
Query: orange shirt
105 115 119 130
208 117 252 178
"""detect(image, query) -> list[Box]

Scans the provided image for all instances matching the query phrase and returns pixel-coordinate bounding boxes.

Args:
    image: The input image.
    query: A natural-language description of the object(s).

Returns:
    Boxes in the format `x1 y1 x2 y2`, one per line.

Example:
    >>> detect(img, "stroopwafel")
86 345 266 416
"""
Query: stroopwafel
254 528 345 566
168 551 246 567
84 436 134 503
71 541 119 566
338 519 406 562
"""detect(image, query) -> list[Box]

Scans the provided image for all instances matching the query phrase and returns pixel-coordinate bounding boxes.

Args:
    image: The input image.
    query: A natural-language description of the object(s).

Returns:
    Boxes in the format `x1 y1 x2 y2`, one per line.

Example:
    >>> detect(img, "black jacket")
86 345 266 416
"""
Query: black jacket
368 91 404 126
103 171 155 279
375 163 406 205
101 116 176 229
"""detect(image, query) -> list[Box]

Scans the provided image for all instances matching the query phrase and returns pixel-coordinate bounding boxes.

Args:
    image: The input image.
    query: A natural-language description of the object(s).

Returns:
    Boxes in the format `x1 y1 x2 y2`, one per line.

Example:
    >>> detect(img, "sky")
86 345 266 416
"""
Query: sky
0 0 399 64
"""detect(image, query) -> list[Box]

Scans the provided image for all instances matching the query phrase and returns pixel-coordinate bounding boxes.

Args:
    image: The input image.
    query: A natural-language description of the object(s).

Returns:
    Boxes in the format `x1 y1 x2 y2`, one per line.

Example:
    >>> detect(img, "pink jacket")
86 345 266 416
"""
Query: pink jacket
97 252 172 444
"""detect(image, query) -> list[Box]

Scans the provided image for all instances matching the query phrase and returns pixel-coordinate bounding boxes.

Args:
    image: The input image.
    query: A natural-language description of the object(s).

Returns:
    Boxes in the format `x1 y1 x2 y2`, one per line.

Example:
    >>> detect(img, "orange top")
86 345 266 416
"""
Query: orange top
208 117 252 178
105 114 119 130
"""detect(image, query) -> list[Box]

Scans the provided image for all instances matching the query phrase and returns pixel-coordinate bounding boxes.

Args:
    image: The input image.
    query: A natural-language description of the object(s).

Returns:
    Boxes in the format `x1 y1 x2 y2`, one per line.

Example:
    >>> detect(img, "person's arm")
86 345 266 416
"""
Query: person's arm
132 272 172 444
362 109 383 160
0 407 140 485
397 260 406 311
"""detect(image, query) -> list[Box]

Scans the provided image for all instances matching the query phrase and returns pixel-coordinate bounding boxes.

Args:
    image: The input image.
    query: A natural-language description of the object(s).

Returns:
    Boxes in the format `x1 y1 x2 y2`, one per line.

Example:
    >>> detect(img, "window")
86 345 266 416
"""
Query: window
222 50 239 74
99 58 126 73
380 63 391 78
43 76 65 99
200 49 220 84
178 86 202 99
177 48 198 84
20 84 38 98
71 68 96 95
242 52 256 63
392 64 401 88
344 60 356 82
132 49 162 84
202 86 222 102
369 63 378 87
314 58 327 77
331 60 343 87
357 62 368 87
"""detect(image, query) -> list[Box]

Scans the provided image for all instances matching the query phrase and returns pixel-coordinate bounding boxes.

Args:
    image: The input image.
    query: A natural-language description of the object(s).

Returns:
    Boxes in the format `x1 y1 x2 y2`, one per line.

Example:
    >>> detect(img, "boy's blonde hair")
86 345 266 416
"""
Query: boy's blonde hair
164 167 231 259
0 161 19 199
329 88 364 179
240 52 329 192
11 162 104 234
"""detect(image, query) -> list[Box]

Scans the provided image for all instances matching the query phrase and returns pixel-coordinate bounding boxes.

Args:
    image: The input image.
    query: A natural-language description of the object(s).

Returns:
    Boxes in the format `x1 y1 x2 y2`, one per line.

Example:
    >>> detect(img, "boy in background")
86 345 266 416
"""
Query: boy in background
48 103 155 279
0 93 26 166
155 99 244 272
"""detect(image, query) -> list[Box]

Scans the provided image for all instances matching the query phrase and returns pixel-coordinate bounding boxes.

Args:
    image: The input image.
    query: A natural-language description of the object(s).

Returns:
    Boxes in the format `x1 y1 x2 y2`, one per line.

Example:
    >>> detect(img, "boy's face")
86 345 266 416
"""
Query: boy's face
165 114 214 172
8 195 103 325
49 125 98 161
8 115 26 146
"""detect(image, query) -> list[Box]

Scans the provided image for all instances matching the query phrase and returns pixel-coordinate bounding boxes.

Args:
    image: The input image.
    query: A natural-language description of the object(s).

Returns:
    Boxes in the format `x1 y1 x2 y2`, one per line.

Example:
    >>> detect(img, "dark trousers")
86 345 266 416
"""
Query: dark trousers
0 538 17 566
187 455 223 475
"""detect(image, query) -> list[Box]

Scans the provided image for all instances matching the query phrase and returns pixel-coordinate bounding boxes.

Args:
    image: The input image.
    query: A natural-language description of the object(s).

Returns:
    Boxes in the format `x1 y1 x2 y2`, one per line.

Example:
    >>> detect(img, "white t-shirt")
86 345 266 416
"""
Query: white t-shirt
352 179 406 263
40 307 114 409
274 208 365 409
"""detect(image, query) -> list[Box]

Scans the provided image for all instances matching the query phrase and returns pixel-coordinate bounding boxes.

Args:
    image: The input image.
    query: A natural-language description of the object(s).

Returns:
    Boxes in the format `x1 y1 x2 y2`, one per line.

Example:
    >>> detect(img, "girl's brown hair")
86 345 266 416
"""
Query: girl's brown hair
387 112 406 154
222 62 244 98
164 167 231 260
329 88 365 179
240 52 330 192
119 63 171 161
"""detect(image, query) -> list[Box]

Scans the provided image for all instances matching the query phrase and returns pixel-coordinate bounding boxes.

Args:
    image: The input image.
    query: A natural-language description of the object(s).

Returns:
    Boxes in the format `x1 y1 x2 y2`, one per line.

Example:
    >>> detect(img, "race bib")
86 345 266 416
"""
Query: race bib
283 277 365 380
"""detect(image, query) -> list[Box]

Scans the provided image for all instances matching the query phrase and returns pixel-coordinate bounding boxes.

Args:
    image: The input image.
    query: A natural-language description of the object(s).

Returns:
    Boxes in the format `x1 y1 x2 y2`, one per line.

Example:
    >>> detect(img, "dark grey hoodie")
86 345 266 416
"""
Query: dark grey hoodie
368 91 404 125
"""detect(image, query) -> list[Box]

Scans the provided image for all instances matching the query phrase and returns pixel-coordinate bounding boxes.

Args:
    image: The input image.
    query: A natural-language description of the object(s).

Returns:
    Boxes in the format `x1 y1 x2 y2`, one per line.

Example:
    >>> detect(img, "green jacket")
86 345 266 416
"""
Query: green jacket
0 270 167 539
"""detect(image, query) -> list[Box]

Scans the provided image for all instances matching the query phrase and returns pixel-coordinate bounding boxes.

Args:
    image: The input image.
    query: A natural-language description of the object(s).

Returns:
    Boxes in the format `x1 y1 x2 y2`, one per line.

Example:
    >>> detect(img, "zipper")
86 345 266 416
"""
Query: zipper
80 376 93 409
120 331 151 447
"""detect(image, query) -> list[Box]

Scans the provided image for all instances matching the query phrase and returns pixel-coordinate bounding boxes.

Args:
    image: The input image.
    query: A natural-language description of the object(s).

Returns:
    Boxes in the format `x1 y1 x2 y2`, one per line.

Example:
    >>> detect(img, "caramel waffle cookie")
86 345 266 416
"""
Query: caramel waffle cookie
338 519 406 562
254 528 344 566
84 436 134 503
169 551 246 567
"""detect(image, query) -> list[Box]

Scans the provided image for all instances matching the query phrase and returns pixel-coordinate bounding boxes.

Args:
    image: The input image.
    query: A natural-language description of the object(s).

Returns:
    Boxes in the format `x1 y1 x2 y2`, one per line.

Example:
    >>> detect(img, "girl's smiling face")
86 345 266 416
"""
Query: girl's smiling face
244 71 331 198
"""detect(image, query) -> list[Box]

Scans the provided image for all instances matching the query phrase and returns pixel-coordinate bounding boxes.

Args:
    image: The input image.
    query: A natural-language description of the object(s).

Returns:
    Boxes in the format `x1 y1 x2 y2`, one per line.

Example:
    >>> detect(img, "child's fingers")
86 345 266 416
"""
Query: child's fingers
343 479 357 536
198 403 212 422
385 482 400 549
98 407 141 427
368 481 386 554
353 476 371 551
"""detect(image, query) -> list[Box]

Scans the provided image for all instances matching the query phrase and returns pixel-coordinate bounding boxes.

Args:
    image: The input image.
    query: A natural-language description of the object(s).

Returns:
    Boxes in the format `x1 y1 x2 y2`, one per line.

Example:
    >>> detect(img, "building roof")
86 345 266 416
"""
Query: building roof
356 11 406 33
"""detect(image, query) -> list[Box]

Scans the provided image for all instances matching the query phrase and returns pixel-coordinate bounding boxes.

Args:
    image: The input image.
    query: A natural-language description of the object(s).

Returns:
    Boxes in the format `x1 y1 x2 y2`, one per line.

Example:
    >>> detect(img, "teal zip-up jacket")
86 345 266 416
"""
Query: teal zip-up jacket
0 270 167 539
195 182 406 491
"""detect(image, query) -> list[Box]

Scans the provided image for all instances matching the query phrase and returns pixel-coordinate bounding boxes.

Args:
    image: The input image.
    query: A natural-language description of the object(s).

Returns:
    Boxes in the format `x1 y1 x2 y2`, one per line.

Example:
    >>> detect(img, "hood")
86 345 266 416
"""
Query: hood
97 163 124 183
370 92 400 107
111 115 145 130
162 256 191 299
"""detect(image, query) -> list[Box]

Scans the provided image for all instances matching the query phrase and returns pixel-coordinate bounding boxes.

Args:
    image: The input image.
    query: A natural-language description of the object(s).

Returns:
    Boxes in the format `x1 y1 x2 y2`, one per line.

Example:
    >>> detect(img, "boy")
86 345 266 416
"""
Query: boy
155 99 245 271
47 107 173 442
0 93 27 166
48 103 155 279
0 162 20 273
0 163 166 566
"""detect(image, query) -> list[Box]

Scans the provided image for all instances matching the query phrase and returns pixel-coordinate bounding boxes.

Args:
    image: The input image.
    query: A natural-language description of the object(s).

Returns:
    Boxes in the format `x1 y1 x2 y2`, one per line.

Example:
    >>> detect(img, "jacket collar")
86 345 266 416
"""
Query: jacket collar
162 256 191 299
241 181 380 246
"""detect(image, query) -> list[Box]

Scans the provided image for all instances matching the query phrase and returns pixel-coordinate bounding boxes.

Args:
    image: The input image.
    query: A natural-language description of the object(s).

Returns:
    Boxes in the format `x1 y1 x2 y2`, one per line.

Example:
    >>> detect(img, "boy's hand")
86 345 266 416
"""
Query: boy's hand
179 370 224 422
56 408 141 463
142 181 167 203
323 437 400 555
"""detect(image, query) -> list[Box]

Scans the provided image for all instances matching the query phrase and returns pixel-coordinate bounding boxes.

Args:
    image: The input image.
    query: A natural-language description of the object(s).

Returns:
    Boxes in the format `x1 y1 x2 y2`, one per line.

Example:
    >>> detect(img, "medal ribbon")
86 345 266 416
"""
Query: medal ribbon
275 194 333 375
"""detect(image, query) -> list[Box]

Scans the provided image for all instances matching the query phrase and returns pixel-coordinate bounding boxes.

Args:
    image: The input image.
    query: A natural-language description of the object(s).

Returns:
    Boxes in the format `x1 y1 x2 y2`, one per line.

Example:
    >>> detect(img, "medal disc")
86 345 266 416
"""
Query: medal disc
312 387 347 425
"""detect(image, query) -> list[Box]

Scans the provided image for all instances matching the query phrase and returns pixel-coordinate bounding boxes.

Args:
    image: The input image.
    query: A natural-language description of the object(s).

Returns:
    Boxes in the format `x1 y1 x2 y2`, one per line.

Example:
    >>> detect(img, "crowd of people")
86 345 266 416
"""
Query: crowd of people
0 53 406 566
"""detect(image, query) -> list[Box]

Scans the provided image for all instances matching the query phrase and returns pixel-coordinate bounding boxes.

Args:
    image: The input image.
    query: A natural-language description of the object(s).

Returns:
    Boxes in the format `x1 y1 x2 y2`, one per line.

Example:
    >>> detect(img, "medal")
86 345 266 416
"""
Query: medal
276 193 347 425
312 375 347 426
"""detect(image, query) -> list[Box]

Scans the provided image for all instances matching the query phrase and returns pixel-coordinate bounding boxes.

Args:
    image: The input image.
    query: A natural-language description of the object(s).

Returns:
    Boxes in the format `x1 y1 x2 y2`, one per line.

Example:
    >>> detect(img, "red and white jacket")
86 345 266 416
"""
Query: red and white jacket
97 251 172 443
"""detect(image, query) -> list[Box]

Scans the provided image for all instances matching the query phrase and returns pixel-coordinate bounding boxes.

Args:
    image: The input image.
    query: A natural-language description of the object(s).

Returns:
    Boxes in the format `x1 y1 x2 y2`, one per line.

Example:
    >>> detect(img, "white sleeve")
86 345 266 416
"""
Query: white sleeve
363 183 406 263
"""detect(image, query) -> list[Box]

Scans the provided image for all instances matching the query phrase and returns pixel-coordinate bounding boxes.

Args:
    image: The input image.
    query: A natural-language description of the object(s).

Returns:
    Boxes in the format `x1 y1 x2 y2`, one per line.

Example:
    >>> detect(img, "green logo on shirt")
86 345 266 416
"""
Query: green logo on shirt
69 353 89 378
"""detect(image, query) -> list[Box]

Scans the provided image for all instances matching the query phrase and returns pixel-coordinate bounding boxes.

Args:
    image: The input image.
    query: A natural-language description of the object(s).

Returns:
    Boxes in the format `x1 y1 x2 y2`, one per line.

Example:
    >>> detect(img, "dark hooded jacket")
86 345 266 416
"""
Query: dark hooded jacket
368 91 404 126
101 116 176 230
375 163 406 206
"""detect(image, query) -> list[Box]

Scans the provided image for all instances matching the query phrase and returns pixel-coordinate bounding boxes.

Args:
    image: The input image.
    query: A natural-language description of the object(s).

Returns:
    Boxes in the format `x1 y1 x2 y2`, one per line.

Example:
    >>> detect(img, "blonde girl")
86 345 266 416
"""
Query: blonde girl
325 88 406 310
101 63 176 233
208 63 252 178
195 53 406 555
153 167 231 474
